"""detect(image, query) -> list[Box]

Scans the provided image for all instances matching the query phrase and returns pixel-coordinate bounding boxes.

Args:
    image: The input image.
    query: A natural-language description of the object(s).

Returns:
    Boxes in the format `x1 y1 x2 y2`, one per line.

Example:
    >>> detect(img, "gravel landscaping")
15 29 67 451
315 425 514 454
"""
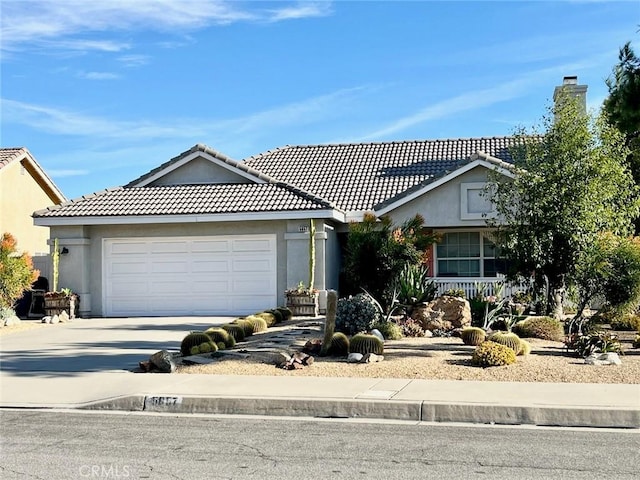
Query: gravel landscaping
177 319 640 384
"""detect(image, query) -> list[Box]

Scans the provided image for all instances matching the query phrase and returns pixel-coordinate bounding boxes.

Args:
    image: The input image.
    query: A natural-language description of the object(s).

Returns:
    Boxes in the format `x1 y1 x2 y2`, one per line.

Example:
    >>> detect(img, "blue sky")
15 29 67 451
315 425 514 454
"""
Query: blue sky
1 0 639 199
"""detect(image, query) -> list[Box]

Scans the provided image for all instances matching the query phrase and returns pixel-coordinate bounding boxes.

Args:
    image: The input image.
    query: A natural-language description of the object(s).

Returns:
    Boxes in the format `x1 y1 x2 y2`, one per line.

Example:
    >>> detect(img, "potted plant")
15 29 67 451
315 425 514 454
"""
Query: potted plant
285 220 319 316
43 239 80 319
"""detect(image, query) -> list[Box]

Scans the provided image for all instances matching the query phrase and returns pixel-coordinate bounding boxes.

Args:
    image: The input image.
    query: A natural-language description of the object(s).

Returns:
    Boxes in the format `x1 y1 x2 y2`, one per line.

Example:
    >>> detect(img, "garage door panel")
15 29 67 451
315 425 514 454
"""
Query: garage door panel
104 235 276 316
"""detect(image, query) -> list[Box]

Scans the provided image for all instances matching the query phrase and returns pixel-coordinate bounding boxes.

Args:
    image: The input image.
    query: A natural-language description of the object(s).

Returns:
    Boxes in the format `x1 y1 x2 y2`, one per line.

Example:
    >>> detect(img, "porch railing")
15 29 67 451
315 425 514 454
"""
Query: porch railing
433 276 528 300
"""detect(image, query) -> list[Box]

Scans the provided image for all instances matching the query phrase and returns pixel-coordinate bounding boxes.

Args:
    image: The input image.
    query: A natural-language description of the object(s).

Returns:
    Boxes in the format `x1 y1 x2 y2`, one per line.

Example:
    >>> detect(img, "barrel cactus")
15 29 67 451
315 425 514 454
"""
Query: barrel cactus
518 339 532 356
180 332 213 356
244 315 268 333
349 333 384 355
222 323 246 342
231 318 254 337
197 341 218 354
267 309 283 324
472 341 517 367
372 321 403 340
205 327 236 348
326 332 350 356
255 312 277 327
489 331 522 354
216 341 227 351
461 327 486 346
276 307 293 322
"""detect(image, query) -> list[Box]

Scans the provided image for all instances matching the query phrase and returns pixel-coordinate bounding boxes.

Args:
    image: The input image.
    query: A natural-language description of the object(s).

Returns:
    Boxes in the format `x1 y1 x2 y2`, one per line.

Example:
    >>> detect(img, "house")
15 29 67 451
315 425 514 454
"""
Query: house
33 137 519 318
32 77 587 318
0 147 66 270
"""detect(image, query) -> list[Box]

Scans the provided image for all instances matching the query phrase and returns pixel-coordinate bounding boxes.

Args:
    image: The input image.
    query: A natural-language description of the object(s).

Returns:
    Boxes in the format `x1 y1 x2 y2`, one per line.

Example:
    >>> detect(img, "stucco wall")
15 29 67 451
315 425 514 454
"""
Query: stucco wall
149 157 251 185
388 166 497 228
50 219 336 317
0 160 54 255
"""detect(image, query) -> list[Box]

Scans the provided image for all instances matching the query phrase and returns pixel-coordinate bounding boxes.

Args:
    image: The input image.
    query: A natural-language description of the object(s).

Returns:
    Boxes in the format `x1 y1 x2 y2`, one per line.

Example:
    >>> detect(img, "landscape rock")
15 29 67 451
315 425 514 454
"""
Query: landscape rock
41 316 52 324
585 353 622 366
361 353 384 363
370 329 384 342
58 311 70 323
4 316 21 326
423 329 433 338
149 350 177 373
279 351 314 370
50 315 60 324
347 353 363 363
250 349 291 365
411 296 471 332
302 339 322 355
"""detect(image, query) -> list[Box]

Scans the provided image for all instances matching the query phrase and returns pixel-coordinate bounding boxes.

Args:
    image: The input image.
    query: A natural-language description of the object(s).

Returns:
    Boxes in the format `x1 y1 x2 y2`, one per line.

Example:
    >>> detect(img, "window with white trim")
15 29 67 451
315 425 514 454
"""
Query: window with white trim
436 232 507 277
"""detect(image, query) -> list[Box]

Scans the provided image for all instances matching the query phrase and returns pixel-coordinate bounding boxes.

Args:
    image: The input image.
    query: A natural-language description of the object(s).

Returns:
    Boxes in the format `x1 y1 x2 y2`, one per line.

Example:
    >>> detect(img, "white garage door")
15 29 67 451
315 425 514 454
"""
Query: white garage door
103 235 277 316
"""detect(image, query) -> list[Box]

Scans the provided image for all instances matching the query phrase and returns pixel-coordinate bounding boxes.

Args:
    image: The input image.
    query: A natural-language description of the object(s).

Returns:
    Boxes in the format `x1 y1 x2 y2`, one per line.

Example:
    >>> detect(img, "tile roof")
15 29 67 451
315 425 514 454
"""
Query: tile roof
0 147 27 169
34 183 334 218
243 137 522 212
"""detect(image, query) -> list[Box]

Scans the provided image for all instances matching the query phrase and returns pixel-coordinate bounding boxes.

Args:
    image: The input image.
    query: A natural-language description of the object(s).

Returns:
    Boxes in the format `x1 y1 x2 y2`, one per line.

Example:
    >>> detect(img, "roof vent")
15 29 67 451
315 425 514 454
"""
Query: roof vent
562 76 578 85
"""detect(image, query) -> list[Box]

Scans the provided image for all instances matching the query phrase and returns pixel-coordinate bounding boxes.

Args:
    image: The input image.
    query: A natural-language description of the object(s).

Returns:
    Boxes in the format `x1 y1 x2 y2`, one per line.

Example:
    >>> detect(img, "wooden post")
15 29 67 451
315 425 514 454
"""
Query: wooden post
320 290 337 356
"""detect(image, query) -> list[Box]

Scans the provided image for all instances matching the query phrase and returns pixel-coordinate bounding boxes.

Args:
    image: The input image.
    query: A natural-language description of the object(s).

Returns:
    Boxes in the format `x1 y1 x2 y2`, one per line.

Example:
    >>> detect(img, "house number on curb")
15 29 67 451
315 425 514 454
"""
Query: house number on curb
145 396 183 408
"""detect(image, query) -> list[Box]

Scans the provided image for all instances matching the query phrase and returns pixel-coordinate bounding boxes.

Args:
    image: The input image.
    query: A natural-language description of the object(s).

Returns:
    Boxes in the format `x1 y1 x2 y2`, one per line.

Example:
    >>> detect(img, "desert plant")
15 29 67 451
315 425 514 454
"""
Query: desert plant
0 306 16 320
472 341 517 367
197 342 218 354
372 321 403 340
276 307 293 322
255 312 277 327
633 335 640 348
231 319 254 337
609 314 640 332
204 327 236 348
518 340 532 356
326 332 350 356
393 263 437 308
0 233 39 309
349 333 384 355
244 315 269 333
267 309 283 324
222 324 246 342
180 332 213 356
399 318 425 337
336 293 381 335
512 316 564 341
488 331 523 354
443 288 466 298
565 331 623 358
216 341 227 350
460 327 486 346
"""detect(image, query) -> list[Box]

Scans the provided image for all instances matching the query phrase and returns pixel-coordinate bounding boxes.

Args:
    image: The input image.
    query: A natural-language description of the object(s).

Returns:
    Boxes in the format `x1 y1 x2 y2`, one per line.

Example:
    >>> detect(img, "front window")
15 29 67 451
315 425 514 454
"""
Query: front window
436 232 505 277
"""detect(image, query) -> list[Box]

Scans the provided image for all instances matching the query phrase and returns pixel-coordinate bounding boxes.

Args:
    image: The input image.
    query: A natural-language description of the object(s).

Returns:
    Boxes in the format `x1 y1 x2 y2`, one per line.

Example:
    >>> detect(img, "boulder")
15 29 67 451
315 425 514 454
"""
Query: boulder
4 316 21 326
50 315 60 324
412 296 471 332
347 353 363 363
370 329 384 342
58 311 70 323
41 316 52 324
585 353 622 366
149 350 177 373
361 353 384 363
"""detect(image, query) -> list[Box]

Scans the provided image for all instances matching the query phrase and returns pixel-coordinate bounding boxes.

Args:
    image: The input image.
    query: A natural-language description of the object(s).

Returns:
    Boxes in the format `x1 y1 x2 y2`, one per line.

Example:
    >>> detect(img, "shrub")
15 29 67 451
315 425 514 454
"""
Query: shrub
1 306 16 320
609 314 640 332
472 341 517 367
565 331 623 357
372 321 403 340
460 327 486 346
633 335 640 348
336 293 381 335
512 316 564 341
180 332 213 356
488 331 522 354
349 333 384 355
0 233 39 309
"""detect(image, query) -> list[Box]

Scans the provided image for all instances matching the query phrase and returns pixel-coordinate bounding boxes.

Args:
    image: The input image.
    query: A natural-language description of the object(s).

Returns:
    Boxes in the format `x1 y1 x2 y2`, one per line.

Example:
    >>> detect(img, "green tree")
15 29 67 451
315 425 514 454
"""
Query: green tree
0 233 39 309
342 213 436 308
603 38 640 230
489 92 640 319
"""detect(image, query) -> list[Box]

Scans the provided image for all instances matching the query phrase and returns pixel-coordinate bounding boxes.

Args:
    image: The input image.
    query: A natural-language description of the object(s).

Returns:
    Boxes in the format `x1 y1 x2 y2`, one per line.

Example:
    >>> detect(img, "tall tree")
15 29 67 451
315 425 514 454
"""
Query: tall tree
488 92 640 319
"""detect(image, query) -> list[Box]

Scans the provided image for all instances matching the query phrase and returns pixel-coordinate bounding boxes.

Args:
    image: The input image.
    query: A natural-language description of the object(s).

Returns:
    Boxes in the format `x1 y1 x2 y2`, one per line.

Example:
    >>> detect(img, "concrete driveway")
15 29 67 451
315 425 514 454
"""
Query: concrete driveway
0 316 234 375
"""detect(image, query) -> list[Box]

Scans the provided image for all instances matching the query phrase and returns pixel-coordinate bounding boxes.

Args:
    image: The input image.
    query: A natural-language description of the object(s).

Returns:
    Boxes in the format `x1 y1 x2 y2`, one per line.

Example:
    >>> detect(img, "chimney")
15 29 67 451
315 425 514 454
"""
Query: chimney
553 75 588 114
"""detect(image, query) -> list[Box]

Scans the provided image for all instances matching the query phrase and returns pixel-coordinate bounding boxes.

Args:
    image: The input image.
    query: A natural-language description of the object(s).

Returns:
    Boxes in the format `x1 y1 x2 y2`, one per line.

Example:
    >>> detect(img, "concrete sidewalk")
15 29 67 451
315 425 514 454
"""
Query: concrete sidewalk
1 317 639 428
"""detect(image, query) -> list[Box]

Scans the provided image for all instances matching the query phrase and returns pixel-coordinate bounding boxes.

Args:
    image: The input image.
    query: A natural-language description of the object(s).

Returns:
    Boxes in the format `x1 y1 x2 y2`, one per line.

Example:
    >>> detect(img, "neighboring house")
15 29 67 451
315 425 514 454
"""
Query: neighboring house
0 147 66 269
32 77 586 318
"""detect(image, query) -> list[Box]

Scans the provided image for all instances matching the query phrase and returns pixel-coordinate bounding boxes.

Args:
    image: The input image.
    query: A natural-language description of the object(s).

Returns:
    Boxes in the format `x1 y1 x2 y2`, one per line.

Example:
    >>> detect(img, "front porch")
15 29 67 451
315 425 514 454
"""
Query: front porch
433 276 527 300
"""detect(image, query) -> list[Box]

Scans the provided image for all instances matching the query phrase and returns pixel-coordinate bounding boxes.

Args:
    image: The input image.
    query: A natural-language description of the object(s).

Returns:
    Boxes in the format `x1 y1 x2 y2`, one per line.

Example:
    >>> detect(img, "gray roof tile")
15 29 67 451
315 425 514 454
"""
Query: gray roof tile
243 137 522 211
0 147 27 169
34 183 333 218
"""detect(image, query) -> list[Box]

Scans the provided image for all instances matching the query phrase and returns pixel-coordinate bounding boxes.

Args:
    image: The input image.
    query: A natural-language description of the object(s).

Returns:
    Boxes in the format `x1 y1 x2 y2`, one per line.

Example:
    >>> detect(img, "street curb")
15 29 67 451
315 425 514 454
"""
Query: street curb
78 395 640 428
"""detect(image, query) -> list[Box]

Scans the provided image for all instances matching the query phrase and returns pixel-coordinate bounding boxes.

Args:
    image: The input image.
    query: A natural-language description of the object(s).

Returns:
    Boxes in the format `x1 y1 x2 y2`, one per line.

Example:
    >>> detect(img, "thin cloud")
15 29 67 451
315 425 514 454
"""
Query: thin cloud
78 71 121 80
48 169 90 178
117 54 151 67
1 1 333 54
